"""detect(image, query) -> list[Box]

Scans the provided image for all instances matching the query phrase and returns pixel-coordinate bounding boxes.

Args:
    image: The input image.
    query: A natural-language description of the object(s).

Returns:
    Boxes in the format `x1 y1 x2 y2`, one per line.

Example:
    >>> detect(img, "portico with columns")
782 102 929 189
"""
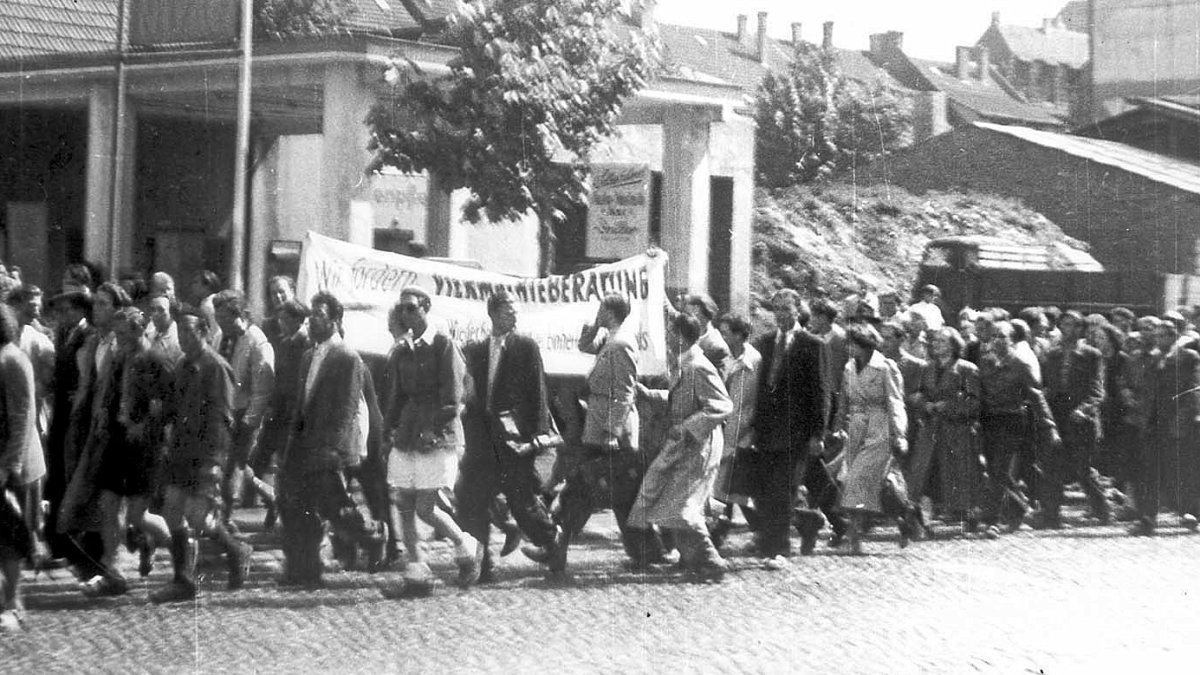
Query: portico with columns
1 33 751 317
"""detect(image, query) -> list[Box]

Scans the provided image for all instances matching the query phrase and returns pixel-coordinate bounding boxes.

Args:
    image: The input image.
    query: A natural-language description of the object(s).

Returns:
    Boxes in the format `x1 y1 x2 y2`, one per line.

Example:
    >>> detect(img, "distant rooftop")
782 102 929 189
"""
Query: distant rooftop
992 22 1089 68
655 19 908 100
912 58 1065 127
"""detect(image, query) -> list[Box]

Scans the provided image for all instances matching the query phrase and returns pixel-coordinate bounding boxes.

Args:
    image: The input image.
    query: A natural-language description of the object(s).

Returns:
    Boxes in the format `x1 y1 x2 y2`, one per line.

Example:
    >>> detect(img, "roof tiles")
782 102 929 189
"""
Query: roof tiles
913 57 1066 126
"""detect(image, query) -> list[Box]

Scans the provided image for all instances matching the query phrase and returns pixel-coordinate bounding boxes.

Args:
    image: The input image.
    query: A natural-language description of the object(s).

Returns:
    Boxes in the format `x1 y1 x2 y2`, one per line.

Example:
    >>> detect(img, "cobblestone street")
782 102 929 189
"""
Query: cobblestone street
7 504 1199 674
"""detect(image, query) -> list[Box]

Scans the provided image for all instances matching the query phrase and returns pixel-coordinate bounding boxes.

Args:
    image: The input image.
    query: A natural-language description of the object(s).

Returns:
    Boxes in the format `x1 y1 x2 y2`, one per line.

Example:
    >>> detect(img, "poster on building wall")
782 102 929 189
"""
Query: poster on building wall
297 231 668 376
586 164 651 259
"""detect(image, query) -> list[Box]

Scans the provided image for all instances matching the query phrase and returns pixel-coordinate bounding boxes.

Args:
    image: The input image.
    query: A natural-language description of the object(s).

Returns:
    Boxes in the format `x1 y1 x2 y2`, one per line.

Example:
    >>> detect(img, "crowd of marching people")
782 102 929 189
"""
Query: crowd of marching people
1 258 1199 631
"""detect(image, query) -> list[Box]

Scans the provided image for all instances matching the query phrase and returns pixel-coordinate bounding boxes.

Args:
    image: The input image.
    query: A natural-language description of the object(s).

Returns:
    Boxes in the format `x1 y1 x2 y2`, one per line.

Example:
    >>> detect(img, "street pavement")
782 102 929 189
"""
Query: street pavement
4 501 1199 674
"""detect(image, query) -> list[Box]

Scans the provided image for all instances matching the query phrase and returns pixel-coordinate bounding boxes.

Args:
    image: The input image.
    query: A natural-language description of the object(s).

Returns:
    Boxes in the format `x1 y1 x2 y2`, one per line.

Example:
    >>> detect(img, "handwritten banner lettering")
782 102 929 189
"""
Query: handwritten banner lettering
297 231 668 376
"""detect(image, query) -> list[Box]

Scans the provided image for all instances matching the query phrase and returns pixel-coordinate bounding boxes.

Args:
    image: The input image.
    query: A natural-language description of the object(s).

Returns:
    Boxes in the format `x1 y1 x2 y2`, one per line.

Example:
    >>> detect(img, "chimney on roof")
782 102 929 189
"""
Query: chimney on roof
737 14 751 49
991 11 1001 27
822 21 834 51
791 22 802 46
976 46 990 80
956 46 972 80
630 0 656 32
869 31 904 57
757 12 769 64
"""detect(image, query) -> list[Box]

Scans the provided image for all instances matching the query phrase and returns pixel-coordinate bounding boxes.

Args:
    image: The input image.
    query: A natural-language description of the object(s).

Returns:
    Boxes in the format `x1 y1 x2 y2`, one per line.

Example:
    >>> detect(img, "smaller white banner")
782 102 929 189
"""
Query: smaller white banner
586 164 651 259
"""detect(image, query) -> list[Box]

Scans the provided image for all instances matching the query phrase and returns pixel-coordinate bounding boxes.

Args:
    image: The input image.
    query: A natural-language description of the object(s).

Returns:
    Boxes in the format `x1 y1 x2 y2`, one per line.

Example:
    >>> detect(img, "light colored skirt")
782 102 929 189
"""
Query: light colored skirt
387 447 458 491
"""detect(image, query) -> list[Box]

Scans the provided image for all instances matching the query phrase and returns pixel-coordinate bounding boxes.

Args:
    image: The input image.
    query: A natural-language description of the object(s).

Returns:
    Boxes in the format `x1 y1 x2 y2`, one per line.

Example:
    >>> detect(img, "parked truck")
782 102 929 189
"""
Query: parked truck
915 236 1176 318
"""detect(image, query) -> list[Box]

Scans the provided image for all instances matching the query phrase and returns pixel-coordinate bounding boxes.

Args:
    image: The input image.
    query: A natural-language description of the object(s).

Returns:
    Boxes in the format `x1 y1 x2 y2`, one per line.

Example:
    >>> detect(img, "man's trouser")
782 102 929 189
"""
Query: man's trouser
1038 404 1109 522
980 413 1033 525
555 443 661 564
750 444 842 557
1138 422 1200 523
278 464 384 581
456 428 557 572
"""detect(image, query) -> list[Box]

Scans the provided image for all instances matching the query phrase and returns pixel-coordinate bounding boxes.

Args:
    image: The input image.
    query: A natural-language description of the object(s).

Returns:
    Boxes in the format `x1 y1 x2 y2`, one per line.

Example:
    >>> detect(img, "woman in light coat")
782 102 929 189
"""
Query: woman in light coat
630 314 732 579
834 324 919 554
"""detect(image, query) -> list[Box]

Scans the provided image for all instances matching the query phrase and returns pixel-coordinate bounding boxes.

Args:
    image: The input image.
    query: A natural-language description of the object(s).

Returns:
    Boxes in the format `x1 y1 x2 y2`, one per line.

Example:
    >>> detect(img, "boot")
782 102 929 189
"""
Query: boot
683 530 727 582
151 530 197 603
212 522 253 590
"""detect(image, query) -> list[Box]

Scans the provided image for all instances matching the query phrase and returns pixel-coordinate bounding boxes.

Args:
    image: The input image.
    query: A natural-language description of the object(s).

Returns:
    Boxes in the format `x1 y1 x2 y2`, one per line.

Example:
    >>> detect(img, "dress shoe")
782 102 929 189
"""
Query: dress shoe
227 542 253 590
150 581 196 604
521 543 552 564
1030 513 1064 530
1127 519 1156 537
80 574 128 598
708 515 732 550
763 555 790 571
794 509 825 556
499 522 523 557
685 558 727 583
277 572 324 590
363 523 389 573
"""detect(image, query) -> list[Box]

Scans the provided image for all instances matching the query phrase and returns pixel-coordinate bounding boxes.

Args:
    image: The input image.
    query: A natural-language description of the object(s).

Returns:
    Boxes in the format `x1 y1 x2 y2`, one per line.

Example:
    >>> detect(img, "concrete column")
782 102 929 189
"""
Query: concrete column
661 109 711 295
84 84 137 274
248 135 279 319
84 84 115 266
320 63 375 242
112 101 136 274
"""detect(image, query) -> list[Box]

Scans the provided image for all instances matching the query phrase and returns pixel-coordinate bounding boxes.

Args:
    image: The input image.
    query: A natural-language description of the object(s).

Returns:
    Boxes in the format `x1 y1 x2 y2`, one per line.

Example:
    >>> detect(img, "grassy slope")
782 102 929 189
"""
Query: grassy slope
752 181 1088 306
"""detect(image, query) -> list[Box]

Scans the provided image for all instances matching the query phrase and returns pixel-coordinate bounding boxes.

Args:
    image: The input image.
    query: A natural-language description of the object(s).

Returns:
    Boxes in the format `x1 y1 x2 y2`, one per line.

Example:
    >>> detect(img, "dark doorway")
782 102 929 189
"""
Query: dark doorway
0 107 87 290
708 176 733 311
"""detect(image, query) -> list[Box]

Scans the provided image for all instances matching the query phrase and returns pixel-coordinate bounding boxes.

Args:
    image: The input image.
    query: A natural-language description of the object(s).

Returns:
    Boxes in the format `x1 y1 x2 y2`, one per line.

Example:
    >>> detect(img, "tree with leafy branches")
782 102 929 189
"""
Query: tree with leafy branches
254 0 358 39
366 0 659 275
755 42 912 187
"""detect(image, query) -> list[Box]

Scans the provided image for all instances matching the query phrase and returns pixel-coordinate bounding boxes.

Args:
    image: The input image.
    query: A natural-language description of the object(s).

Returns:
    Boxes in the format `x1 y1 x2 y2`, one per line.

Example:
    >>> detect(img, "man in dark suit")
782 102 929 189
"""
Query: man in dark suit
750 289 837 563
1037 310 1110 527
458 290 563 581
1131 320 1200 535
276 292 386 587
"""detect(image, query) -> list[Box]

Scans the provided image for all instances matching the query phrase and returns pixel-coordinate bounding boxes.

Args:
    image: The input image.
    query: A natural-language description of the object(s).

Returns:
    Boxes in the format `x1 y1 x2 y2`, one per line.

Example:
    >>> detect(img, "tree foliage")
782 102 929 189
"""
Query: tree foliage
755 43 912 187
254 0 357 39
366 0 659 274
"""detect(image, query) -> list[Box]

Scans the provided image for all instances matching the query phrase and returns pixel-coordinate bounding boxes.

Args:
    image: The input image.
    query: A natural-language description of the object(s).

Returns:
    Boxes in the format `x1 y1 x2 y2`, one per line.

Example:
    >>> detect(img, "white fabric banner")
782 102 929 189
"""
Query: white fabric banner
296 231 669 376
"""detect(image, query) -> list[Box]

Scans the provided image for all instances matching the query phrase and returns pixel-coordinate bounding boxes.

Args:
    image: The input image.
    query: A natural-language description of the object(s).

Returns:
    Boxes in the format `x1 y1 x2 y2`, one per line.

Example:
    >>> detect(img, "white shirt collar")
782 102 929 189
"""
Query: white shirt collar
406 325 436 348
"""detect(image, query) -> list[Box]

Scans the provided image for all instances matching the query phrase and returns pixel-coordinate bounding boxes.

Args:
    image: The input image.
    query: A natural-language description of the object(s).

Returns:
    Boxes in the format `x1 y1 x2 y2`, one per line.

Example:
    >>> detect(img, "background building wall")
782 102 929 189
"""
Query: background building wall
863 127 1200 276
1091 0 1200 120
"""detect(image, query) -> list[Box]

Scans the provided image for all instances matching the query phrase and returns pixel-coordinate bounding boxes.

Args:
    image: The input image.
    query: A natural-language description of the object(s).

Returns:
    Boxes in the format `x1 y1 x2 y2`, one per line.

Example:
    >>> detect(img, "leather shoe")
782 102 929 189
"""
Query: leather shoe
1127 519 1156 537
227 542 253 590
794 509 826 556
521 543 552 564
81 574 128 598
150 581 195 604
499 522 523 557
